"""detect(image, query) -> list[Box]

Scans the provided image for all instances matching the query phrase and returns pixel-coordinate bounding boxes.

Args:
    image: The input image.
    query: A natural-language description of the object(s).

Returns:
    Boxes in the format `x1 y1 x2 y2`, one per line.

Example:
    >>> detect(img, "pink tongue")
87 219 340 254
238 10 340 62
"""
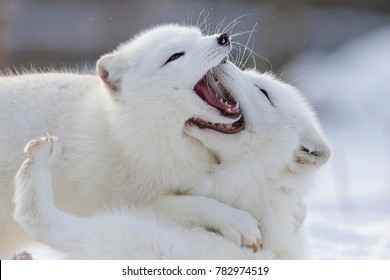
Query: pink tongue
194 80 239 114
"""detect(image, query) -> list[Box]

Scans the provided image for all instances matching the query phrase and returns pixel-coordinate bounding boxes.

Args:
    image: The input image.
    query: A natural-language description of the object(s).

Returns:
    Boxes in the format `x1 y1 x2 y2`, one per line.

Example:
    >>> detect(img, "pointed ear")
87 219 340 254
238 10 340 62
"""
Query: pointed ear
96 53 126 93
289 127 331 173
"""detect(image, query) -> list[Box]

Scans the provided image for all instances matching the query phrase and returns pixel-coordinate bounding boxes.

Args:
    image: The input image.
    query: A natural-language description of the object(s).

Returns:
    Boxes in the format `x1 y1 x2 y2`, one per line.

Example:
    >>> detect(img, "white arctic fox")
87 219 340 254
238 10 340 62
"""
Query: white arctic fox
1 24 260 258
183 61 331 258
12 62 329 259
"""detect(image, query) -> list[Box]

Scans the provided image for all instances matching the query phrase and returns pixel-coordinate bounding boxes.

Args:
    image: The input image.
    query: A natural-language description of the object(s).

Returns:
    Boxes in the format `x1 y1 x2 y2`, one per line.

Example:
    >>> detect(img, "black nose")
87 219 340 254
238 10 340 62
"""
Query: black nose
217 33 230 46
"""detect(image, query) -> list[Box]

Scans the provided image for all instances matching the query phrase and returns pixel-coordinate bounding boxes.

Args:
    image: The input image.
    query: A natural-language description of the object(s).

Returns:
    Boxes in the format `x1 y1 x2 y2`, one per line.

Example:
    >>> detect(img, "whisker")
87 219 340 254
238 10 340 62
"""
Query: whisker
224 20 242 37
228 52 235 65
235 44 242 67
186 7 192 26
215 17 227 34
202 9 214 35
198 10 210 34
230 29 259 38
231 43 243 68
286 74 305 85
237 41 246 70
196 9 206 28
190 9 195 26
241 23 258 69
244 39 258 70
231 41 272 71
221 14 252 34
202 21 213 35
251 39 257 69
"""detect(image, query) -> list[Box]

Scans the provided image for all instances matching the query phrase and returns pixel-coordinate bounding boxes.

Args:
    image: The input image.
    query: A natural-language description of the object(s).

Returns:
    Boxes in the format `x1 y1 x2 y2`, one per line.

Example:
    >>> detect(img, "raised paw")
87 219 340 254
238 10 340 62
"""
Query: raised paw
24 134 61 166
214 208 262 252
12 250 33 260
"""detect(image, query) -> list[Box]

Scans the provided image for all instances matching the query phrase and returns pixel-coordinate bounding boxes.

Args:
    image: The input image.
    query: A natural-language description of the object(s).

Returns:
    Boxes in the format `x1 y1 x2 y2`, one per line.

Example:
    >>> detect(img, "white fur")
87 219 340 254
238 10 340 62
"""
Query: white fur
184 62 331 258
13 136 272 259
0 24 255 258
12 63 330 259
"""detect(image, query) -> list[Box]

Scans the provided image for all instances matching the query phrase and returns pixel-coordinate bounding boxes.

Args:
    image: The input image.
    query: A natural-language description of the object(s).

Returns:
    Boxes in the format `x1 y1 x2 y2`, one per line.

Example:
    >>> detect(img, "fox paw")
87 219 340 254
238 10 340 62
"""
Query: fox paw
12 250 33 260
24 134 61 166
212 208 262 252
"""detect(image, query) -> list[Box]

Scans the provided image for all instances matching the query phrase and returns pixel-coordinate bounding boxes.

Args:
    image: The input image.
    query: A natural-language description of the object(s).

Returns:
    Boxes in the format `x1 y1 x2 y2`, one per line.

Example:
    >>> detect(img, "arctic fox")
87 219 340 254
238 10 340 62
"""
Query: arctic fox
0 24 258 258
12 63 329 259
183 61 331 258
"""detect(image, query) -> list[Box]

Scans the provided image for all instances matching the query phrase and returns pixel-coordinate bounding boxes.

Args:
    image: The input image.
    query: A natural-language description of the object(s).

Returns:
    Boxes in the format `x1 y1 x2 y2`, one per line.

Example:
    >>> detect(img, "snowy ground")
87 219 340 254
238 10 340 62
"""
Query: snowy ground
286 25 390 259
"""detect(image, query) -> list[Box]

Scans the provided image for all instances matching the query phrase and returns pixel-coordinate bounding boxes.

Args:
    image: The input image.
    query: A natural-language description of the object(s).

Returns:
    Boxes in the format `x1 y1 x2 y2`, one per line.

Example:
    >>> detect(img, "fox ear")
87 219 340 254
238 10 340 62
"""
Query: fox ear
289 127 331 173
96 53 126 93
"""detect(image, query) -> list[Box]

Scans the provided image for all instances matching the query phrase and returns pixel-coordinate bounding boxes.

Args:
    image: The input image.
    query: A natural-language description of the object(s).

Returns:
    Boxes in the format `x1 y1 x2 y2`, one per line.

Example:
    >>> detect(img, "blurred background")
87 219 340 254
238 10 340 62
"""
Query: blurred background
1 0 389 259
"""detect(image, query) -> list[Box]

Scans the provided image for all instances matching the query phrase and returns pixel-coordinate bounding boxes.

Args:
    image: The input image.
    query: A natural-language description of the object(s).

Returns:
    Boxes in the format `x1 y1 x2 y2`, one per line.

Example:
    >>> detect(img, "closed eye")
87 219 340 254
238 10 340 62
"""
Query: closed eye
164 52 185 65
255 86 274 107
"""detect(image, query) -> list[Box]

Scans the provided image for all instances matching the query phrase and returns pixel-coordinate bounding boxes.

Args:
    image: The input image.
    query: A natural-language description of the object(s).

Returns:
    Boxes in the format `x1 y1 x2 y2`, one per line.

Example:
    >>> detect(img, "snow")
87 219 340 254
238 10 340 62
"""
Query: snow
285 24 390 259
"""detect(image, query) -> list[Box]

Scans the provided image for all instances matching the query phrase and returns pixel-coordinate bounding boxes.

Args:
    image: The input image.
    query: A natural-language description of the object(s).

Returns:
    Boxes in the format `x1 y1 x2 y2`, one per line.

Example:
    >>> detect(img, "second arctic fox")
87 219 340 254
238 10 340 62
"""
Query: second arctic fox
184 61 330 258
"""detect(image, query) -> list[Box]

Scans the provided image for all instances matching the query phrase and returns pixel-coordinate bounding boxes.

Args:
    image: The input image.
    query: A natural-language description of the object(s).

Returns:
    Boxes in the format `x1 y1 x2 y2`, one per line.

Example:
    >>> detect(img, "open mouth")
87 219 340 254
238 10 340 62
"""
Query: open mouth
188 64 245 134
186 115 245 134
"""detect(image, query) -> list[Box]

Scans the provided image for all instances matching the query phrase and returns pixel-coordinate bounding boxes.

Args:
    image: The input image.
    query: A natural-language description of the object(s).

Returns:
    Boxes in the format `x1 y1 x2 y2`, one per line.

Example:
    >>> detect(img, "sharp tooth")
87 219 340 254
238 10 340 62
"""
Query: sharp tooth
235 102 240 109
193 115 198 120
